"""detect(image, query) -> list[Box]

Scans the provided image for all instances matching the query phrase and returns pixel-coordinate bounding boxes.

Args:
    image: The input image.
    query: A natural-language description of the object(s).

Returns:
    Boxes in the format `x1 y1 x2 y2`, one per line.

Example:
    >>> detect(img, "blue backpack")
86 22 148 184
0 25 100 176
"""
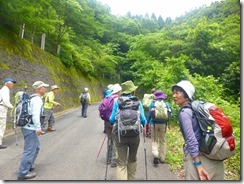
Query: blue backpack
98 96 115 121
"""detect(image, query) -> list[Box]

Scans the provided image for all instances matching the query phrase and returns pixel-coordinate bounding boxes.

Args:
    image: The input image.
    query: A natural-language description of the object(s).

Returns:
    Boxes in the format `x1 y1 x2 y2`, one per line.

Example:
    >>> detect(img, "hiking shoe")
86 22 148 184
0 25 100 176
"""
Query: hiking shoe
18 172 36 180
41 131 46 135
0 144 7 149
47 127 56 131
153 157 159 164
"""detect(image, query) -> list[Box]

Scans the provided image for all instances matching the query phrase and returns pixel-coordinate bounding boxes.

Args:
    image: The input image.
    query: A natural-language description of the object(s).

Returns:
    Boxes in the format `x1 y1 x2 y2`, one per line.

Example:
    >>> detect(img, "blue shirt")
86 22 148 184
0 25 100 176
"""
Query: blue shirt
109 95 147 125
23 94 43 131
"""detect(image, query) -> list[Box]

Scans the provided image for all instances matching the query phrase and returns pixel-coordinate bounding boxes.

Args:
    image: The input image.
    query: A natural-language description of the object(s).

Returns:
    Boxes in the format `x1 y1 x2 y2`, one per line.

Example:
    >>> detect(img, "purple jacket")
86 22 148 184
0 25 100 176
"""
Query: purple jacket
178 103 202 158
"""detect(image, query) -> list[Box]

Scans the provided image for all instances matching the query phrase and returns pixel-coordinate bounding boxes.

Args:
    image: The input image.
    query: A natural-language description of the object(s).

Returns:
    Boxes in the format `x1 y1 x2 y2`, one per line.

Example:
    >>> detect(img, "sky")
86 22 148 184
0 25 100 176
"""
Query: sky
98 0 222 19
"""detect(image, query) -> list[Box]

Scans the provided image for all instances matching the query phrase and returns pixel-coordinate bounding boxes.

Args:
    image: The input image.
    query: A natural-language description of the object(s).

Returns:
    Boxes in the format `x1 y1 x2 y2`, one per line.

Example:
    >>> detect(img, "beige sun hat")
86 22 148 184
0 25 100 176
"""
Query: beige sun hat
121 80 138 94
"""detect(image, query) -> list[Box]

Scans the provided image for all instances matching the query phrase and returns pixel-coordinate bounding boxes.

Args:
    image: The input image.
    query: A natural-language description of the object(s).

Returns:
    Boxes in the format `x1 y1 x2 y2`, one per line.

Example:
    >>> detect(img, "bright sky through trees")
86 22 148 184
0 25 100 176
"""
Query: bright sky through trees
98 0 221 19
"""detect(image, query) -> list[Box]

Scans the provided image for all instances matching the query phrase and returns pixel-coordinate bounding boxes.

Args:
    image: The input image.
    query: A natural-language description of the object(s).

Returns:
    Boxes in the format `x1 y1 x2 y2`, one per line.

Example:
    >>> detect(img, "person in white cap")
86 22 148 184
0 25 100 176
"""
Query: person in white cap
172 80 224 180
42 85 61 132
105 83 122 168
79 87 91 118
0 77 16 149
17 81 49 180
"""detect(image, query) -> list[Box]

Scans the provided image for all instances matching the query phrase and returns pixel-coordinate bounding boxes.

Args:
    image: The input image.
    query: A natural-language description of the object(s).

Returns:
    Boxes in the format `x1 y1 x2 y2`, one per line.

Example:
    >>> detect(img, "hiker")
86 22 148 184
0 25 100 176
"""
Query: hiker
0 77 16 149
109 80 146 180
105 83 121 168
42 85 61 133
79 87 91 118
103 84 113 133
172 80 224 180
143 88 156 138
17 81 49 180
147 90 171 164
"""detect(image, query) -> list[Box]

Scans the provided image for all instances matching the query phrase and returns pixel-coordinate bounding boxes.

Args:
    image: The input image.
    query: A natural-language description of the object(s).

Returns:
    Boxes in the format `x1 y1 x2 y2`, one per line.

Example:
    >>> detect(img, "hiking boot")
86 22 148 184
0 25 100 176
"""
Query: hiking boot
47 127 56 131
153 157 159 164
18 172 36 180
0 144 7 149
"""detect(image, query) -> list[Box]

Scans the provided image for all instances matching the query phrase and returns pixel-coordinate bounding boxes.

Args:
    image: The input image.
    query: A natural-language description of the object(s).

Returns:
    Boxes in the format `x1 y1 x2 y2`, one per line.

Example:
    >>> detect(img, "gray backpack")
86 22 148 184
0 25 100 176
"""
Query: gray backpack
116 96 141 142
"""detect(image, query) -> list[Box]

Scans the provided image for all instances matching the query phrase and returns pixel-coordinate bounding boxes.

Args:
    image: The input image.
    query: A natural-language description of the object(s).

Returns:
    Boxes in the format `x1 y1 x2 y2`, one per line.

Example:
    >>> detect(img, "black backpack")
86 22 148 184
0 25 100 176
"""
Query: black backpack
80 92 88 103
116 96 141 142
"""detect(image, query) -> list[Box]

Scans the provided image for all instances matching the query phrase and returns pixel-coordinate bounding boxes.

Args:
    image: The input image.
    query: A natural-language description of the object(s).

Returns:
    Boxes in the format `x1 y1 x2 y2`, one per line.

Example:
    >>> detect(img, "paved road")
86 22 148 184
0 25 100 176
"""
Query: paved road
0 104 178 181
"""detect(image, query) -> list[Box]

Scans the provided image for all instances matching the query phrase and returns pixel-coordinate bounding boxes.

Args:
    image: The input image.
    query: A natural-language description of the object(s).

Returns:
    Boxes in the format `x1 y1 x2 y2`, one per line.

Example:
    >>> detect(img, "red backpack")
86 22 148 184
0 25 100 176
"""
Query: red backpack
191 100 236 161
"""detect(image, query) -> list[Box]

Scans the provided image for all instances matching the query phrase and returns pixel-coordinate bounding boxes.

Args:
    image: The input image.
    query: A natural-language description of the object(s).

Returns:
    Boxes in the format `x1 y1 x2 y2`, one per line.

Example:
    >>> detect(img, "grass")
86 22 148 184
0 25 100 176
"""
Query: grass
166 122 240 180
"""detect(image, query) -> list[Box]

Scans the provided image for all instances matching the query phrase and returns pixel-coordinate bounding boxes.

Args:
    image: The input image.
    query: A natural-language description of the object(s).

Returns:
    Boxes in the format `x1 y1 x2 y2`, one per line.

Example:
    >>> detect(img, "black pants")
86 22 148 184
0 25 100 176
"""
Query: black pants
81 101 88 117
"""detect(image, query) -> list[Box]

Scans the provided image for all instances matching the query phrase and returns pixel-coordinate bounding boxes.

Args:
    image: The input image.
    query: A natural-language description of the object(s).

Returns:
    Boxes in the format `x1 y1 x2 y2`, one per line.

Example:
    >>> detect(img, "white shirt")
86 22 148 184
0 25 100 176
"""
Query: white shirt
0 85 13 109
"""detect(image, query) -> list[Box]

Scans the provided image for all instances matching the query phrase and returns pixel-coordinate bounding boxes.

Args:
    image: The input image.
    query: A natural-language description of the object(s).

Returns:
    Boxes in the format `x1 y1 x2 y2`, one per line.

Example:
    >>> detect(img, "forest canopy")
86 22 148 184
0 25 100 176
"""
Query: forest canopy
0 0 240 102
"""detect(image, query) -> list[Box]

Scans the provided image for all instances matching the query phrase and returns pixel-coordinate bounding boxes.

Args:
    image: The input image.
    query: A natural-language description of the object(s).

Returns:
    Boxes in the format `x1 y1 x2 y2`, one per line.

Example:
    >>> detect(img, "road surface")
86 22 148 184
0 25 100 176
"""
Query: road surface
0 104 178 181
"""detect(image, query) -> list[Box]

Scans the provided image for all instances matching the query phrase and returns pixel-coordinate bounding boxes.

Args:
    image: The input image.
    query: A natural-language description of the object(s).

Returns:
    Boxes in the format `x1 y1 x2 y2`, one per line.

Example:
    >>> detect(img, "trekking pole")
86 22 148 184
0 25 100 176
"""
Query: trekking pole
97 134 107 159
105 137 111 180
141 125 148 180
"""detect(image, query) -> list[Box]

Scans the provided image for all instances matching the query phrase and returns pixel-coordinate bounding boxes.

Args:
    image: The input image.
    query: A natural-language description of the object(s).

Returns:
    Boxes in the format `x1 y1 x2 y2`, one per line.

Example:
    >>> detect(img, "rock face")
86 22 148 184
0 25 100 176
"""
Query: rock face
0 46 104 113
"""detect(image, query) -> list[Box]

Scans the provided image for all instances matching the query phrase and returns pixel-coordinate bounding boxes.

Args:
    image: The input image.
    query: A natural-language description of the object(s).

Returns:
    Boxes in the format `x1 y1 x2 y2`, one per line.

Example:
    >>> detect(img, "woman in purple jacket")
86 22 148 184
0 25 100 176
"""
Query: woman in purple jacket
172 80 224 180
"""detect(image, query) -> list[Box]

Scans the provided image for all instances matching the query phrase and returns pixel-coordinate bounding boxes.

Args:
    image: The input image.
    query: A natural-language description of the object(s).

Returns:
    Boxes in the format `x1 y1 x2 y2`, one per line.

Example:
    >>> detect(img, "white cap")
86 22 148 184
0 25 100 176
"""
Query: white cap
33 81 49 90
51 85 59 90
111 83 122 94
172 80 195 100
84 87 88 91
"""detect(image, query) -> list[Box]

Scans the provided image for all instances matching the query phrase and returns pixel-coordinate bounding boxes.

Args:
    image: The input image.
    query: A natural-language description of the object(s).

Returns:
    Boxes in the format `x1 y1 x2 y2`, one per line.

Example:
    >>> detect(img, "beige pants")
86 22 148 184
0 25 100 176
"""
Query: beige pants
151 124 166 162
184 153 224 180
0 106 8 145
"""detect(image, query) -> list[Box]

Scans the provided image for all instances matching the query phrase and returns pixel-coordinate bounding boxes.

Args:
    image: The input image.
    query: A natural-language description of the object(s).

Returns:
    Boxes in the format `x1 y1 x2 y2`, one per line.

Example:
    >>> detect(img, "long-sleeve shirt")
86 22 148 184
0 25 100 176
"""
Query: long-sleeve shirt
178 103 202 158
24 94 43 131
44 91 59 109
0 85 13 109
109 95 146 126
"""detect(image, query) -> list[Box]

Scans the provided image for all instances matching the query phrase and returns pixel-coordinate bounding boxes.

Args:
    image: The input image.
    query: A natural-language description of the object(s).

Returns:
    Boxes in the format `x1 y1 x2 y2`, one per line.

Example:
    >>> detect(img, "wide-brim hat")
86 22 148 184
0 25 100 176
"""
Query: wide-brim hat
171 80 195 100
121 80 138 94
51 85 59 90
111 83 122 94
154 90 167 100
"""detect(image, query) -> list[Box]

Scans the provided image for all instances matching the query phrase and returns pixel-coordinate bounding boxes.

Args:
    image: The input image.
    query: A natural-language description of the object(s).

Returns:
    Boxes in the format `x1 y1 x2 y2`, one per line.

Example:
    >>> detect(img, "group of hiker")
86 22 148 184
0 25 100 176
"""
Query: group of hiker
0 77 227 180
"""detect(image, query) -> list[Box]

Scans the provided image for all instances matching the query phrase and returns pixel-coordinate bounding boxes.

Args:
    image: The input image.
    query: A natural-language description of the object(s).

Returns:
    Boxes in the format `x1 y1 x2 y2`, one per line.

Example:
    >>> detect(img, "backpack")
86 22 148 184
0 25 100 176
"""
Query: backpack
151 99 169 121
142 94 154 110
13 92 36 127
191 100 236 161
98 95 115 121
116 96 141 141
80 92 88 103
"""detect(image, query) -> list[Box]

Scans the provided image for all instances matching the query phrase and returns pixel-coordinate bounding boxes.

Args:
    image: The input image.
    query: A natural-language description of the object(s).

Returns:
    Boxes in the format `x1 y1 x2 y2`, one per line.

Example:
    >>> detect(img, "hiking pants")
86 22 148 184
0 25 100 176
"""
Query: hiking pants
18 128 40 177
0 106 7 145
184 153 224 180
114 134 140 180
81 101 88 117
151 124 166 162
42 109 55 129
105 121 117 163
